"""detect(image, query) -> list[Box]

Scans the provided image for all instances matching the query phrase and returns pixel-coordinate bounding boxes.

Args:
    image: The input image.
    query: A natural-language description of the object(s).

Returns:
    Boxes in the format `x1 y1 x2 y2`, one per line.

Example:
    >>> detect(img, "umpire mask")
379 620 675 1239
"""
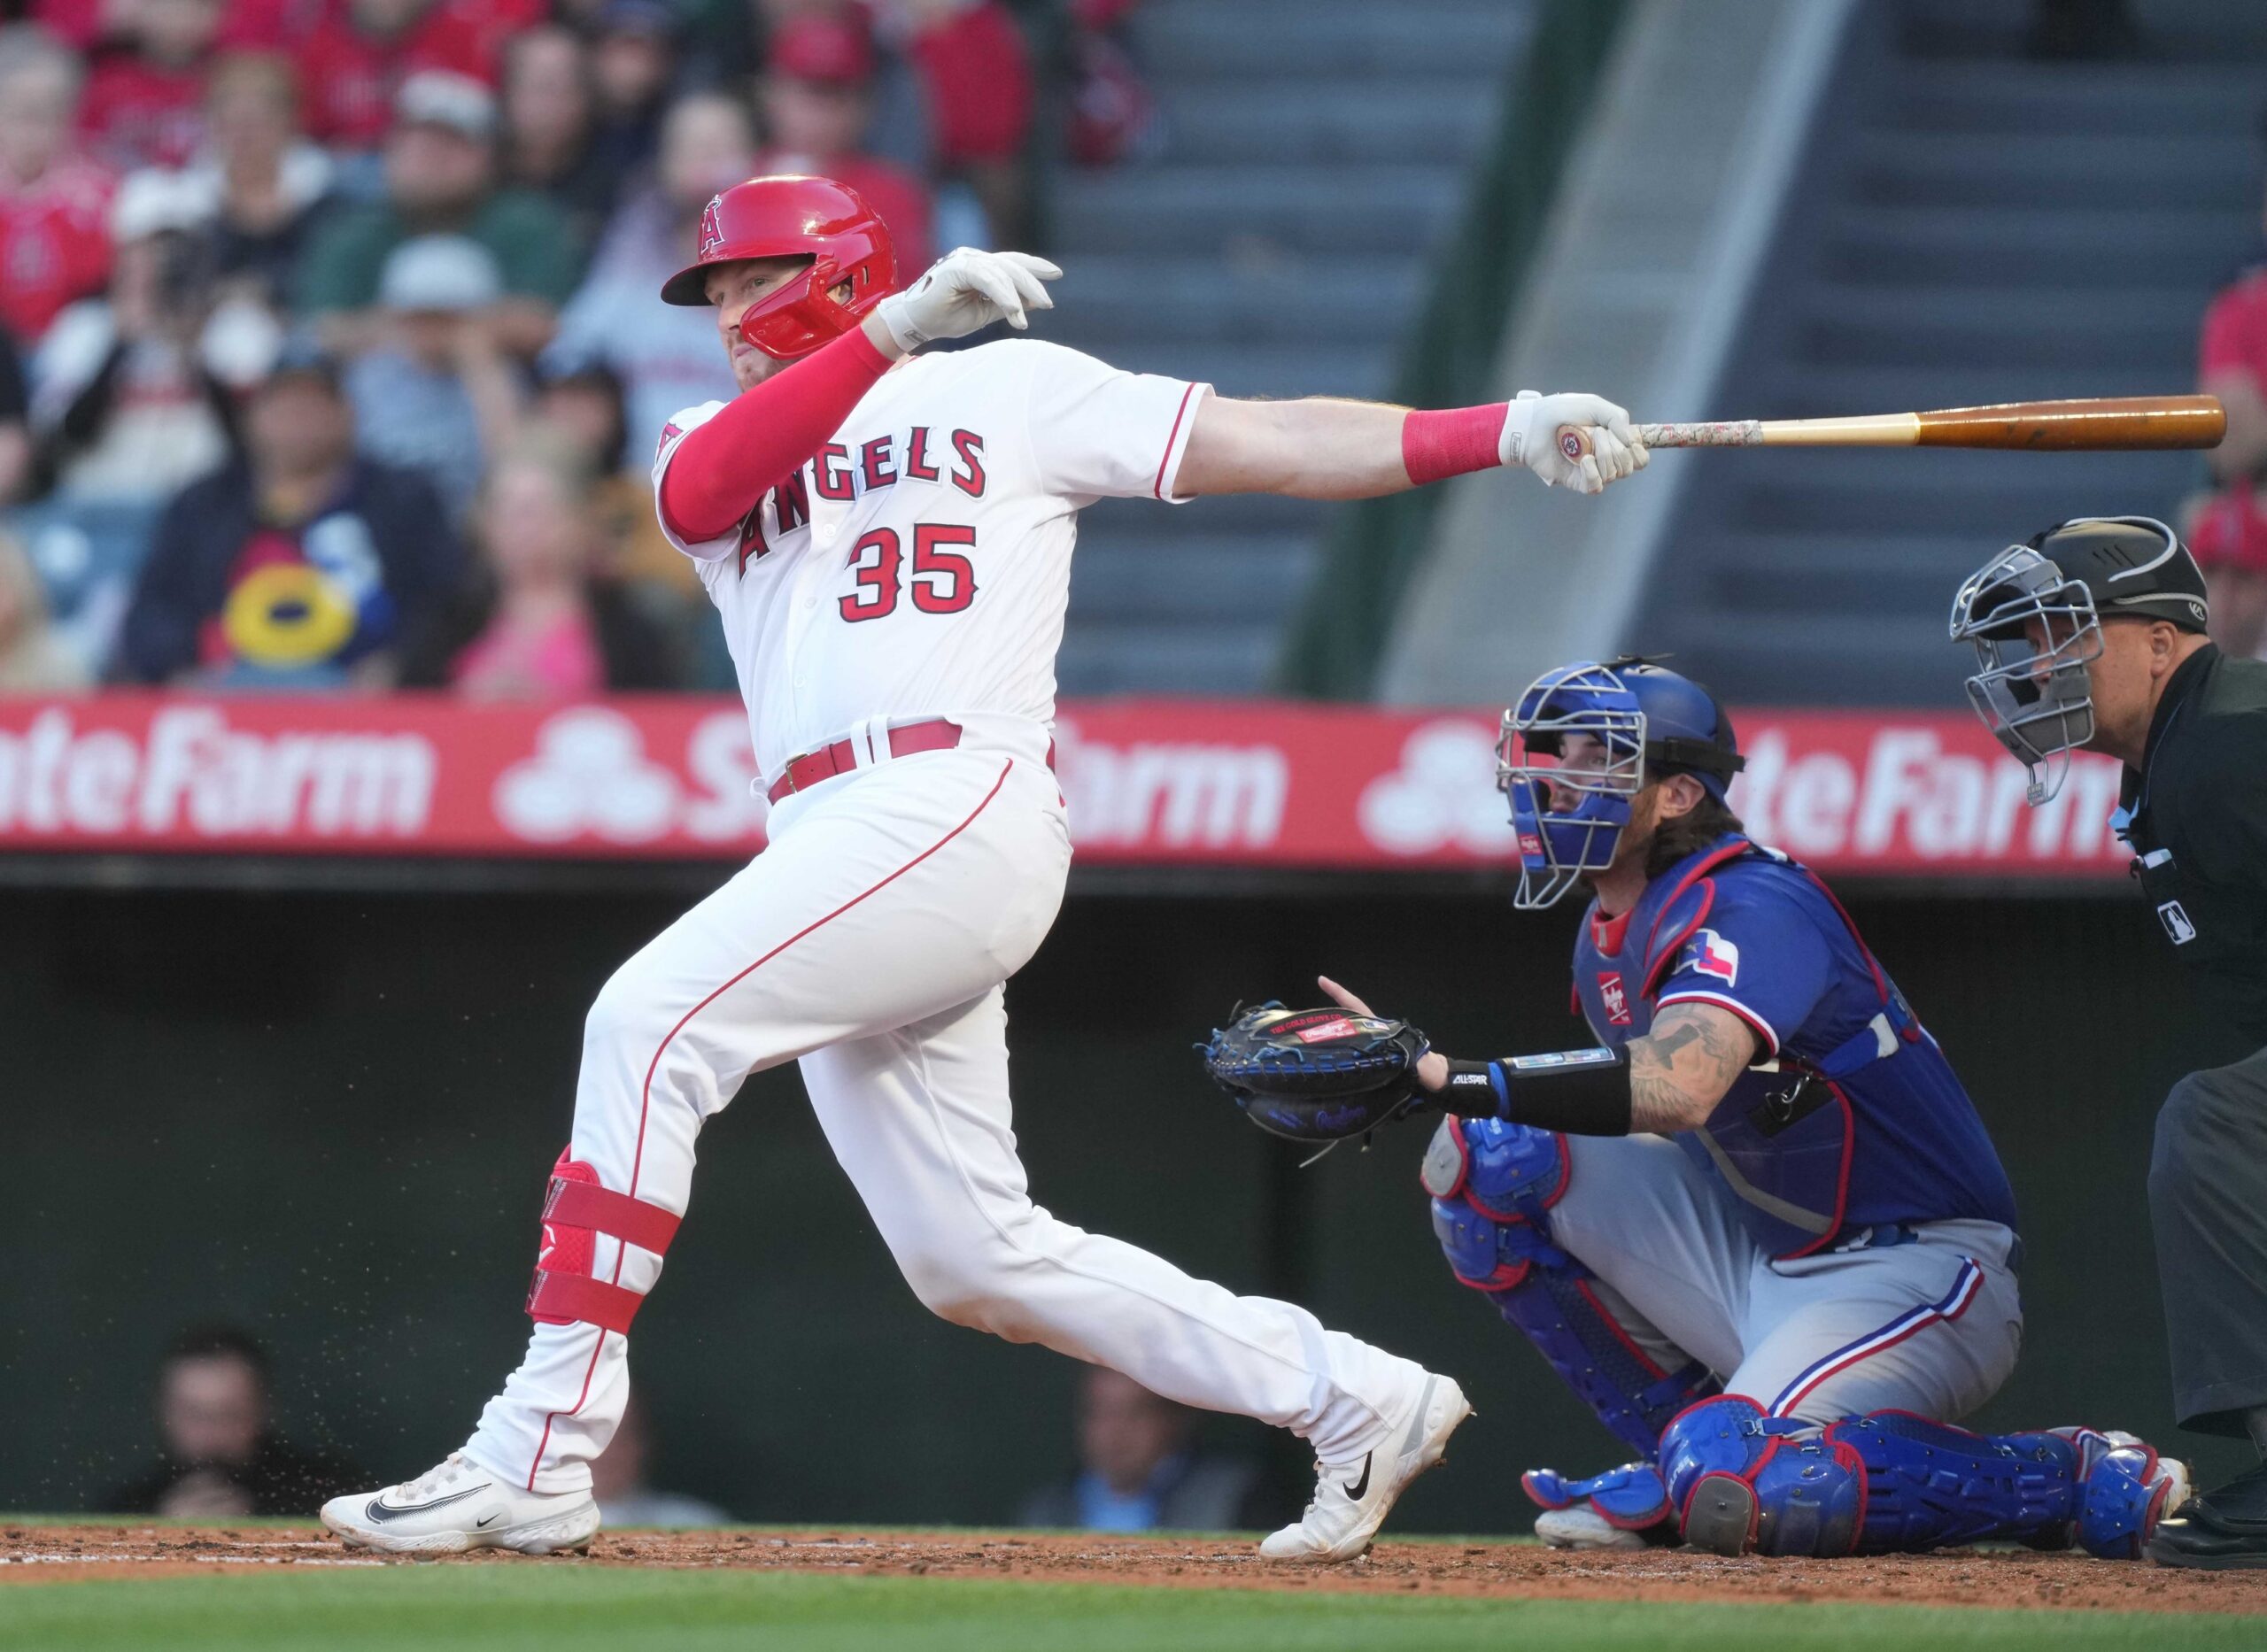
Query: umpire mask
1950 517 2205 806
1950 544 2100 806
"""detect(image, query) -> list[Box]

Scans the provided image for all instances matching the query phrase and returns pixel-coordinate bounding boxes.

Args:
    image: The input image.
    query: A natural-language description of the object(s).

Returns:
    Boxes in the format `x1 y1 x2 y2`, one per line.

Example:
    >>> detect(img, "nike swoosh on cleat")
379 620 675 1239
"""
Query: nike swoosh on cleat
476 1513 502 1529
1342 1453 1373 1500
365 1485 487 1524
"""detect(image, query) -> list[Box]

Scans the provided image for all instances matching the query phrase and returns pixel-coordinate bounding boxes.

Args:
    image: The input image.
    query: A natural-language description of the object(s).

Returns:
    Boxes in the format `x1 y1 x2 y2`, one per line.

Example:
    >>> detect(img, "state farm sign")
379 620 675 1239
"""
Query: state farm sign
0 695 2130 878
0 704 434 839
1731 722 2127 873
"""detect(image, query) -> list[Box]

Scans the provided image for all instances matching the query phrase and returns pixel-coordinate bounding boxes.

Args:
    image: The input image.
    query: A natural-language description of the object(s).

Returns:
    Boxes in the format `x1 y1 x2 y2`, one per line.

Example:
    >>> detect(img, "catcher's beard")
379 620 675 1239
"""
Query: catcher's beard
1581 782 1665 891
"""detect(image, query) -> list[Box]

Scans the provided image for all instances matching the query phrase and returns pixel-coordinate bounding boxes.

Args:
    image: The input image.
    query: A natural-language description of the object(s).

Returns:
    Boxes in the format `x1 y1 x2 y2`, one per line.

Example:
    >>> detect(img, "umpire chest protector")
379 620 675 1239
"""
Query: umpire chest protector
1571 835 2017 1256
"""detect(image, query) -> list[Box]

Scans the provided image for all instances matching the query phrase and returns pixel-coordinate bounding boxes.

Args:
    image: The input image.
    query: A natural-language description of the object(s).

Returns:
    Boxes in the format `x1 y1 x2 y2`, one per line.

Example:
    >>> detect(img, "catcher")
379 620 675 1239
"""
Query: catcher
1204 658 2190 1559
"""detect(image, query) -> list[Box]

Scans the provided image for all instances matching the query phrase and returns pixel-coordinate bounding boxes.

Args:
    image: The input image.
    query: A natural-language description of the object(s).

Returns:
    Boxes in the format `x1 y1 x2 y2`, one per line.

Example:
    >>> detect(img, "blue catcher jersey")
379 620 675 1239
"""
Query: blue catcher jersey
1569 835 2019 1256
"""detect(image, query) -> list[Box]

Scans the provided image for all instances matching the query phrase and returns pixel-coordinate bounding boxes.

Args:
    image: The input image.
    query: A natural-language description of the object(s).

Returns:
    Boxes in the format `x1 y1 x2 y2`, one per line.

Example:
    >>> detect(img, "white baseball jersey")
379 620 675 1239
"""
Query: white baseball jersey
651 340 1210 783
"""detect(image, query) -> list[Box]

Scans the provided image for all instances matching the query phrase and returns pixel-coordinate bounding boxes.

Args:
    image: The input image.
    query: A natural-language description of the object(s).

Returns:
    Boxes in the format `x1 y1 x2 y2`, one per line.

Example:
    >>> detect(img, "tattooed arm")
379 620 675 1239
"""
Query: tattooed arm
1624 1002 1760 1134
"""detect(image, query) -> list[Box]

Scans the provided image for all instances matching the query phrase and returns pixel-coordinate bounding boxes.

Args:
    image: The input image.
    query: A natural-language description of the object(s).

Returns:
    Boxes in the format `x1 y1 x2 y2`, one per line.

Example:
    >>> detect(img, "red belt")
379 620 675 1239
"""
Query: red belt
766 718 963 802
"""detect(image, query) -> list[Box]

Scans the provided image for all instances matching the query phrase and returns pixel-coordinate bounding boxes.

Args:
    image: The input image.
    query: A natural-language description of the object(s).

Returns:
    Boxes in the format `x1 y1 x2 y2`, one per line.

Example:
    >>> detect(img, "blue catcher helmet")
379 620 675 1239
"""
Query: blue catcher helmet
1497 658 1745 909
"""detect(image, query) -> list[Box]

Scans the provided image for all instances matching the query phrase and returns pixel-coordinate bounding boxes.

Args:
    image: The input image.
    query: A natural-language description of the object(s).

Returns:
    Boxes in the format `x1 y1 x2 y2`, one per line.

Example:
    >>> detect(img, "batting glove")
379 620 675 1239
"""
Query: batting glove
876 247 1062 354
1499 390 1648 495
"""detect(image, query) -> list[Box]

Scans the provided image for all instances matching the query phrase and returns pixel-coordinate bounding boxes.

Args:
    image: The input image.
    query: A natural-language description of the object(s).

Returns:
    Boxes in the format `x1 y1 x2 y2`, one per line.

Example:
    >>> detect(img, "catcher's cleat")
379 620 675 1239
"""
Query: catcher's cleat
320 1453 600 1556
1258 1372 1472 1563
1535 1504 1663 1550
1524 1463 1678 1551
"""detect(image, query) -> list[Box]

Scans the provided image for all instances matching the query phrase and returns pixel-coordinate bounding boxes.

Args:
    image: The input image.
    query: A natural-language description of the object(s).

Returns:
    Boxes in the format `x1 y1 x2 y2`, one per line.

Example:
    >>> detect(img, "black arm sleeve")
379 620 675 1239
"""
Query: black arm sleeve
1439 1048 1634 1137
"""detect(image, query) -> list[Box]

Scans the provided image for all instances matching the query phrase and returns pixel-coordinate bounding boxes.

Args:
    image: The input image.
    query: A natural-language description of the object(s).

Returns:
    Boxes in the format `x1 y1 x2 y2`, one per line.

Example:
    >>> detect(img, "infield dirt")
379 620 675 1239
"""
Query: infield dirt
4 1525 2266 1616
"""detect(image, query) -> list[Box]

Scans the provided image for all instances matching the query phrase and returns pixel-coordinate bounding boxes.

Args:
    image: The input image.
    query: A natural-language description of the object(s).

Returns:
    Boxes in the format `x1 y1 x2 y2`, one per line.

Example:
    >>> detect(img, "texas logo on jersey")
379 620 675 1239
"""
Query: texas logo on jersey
1681 928 1740 986
1598 971 1631 1025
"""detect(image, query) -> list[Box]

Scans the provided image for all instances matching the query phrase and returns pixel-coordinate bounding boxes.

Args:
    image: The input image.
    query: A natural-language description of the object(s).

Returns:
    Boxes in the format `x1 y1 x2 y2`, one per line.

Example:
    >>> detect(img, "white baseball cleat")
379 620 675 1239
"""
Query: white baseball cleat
1258 1372 1473 1563
320 1453 600 1556
1534 1503 1653 1550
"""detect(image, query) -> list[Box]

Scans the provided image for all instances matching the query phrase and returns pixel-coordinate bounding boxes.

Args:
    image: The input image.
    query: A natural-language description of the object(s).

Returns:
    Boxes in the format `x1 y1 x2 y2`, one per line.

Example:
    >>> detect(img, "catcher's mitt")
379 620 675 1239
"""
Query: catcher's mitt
1201 1002 1435 1144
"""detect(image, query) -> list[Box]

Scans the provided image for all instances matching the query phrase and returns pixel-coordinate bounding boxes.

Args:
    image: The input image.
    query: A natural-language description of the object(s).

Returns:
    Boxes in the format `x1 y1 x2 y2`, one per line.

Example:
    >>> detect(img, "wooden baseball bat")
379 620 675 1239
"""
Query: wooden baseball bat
1555 395 2224 463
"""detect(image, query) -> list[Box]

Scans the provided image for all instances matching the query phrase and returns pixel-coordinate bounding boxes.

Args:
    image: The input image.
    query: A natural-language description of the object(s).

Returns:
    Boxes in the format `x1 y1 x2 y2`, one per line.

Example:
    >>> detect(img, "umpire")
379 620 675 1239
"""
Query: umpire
1953 516 2267 1569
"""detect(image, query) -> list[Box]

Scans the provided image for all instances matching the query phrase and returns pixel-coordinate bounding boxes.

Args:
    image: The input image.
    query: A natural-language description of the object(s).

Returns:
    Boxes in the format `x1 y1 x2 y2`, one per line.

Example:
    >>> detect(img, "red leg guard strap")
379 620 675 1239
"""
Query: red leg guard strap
543 1177 682 1256
526 1268 648 1335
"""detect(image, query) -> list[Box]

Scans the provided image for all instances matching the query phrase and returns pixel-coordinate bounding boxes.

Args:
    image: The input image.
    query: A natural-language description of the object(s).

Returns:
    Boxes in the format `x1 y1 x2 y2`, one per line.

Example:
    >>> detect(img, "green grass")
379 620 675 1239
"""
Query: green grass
1 1568 2258 1652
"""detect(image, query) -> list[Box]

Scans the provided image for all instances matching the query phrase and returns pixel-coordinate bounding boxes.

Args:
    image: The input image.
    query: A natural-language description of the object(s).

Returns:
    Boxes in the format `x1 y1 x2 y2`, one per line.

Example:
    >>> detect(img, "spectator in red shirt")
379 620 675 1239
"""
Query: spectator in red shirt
755 11 933 272
293 0 494 151
2200 180 2267 486
0 24 117 347
2186 485 2267 660
872 0 1031 242
77 0 225 172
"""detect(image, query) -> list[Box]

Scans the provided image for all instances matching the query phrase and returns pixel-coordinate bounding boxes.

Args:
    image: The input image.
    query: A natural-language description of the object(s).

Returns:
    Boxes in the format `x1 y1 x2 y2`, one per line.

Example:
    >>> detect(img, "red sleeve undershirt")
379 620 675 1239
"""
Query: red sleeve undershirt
659 326 896 544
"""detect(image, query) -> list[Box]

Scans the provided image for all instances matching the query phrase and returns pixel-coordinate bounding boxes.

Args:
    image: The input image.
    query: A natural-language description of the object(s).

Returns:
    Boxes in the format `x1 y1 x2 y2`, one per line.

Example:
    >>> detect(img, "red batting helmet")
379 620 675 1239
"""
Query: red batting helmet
659 174 896 359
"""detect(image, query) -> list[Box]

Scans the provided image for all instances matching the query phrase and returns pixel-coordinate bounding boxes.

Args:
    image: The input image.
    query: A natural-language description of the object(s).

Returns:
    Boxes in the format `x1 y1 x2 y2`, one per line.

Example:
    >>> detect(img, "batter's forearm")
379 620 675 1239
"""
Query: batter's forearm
1178 395 1444 499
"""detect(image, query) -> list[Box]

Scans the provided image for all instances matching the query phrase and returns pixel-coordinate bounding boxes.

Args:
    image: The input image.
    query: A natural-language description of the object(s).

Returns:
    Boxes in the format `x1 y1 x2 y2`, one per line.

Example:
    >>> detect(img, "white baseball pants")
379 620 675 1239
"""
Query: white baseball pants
463 722 1424 1494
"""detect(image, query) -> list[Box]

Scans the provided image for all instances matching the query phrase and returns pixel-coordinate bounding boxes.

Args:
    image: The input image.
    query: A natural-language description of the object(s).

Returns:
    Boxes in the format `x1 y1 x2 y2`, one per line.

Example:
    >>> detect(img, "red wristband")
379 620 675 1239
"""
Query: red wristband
1402 403 1508 487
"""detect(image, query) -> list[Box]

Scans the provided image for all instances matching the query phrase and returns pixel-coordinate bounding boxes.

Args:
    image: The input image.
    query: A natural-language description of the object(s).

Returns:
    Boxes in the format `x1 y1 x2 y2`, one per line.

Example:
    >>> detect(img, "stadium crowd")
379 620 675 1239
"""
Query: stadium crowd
2193 123 2267 663
0 0 1074 697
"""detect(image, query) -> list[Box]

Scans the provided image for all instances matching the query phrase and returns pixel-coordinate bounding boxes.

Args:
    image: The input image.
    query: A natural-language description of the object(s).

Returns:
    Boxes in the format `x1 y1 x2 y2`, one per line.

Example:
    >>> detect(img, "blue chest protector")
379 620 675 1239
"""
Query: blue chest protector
1570 836 2016 1256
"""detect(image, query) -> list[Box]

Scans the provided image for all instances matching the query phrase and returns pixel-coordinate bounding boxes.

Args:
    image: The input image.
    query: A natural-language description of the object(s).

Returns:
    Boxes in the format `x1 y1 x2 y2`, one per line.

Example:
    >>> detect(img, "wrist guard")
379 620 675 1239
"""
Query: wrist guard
1441 1047 1632 1136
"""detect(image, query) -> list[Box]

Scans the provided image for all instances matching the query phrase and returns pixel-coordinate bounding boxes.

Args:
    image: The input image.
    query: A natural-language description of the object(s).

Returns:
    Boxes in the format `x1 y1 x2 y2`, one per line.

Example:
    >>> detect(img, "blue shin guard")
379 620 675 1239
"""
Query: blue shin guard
1425 1117 1717 1459
1660 1401 2176 1558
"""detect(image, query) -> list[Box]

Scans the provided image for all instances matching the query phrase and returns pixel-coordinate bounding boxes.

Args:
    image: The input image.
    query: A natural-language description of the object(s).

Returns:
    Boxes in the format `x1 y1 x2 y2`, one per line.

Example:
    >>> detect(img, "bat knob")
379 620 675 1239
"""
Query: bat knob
1556 426 1590 463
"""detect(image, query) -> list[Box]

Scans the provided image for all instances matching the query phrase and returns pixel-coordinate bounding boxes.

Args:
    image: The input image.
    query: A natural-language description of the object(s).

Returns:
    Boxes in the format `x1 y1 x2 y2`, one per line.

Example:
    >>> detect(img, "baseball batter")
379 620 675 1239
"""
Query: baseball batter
318 174 1645 1562
1286 659 2190 1558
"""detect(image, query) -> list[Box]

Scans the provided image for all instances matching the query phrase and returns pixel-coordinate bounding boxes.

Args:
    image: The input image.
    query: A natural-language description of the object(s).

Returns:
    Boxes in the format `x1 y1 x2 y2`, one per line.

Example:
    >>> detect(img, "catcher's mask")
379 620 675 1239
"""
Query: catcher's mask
1497 659 1745 910
1949 516 2208 806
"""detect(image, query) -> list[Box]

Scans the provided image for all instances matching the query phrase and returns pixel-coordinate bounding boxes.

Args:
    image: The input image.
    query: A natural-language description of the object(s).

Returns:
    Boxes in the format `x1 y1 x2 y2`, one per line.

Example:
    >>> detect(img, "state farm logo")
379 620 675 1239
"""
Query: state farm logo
0 705 433 838
493 706 769 845
1054 718 1286 850
1357 720 1518 857
1732 726 2127 865
495 708 681 843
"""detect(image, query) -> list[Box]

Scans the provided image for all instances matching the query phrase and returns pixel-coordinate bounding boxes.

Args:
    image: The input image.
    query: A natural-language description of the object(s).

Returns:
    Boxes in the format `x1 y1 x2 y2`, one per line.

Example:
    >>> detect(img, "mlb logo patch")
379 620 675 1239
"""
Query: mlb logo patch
2158 900 2197 946
1683 928 1740 985
1598 971 1631 1026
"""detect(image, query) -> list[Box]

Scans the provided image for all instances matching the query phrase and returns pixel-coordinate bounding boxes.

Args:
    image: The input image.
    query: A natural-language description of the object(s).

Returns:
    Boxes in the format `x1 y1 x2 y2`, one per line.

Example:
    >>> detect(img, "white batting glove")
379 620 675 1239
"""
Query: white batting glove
875 247 1062 353
1498 390 1647 496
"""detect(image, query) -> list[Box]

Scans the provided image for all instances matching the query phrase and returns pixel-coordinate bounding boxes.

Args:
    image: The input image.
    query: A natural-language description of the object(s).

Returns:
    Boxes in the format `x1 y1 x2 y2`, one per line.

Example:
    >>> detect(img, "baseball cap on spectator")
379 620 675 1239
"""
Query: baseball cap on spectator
596 0 679 41
378 235 504 313
770 13 876 85
259 335 344 395
395 70 499 144
2189 489 2267 576
109 169 209 243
